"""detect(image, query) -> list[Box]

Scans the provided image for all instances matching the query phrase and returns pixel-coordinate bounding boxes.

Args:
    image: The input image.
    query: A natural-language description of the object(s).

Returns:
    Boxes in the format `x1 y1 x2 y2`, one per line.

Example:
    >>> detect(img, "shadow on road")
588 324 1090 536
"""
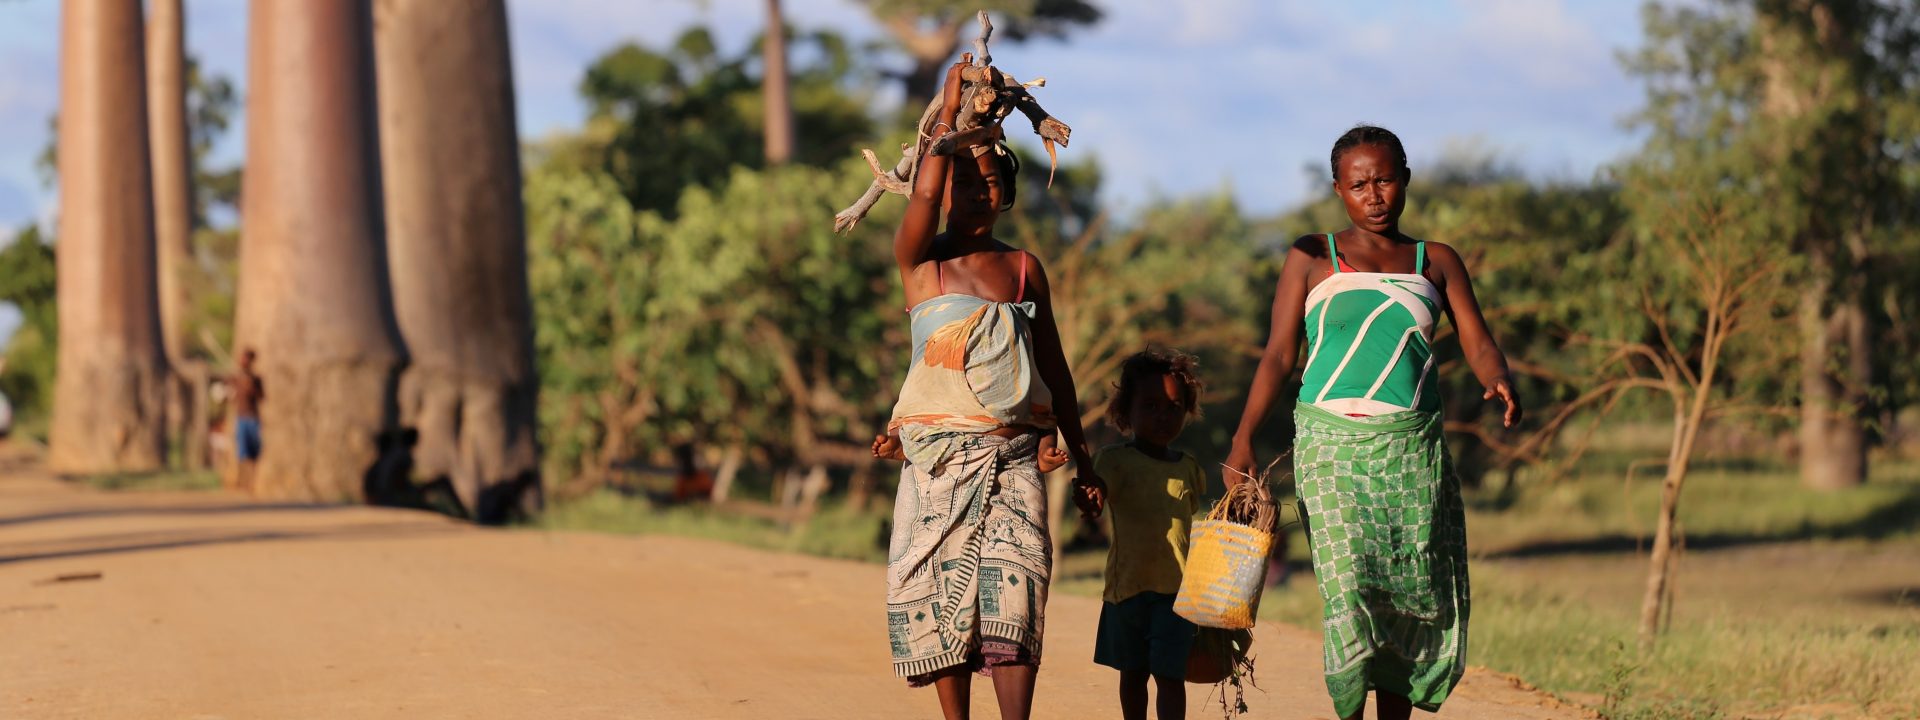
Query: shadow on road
0 502 398 529
0 520 460 566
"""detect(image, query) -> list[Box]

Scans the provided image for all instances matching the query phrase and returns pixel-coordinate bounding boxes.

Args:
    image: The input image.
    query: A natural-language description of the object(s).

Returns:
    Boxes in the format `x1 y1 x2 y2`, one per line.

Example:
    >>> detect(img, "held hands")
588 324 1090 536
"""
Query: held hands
1072 472 1107 521
1484 377 1523 428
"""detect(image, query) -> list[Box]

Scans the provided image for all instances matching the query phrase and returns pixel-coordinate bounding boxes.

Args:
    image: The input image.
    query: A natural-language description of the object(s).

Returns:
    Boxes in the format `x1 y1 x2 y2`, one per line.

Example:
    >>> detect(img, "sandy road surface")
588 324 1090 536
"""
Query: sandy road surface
0 453 1582 719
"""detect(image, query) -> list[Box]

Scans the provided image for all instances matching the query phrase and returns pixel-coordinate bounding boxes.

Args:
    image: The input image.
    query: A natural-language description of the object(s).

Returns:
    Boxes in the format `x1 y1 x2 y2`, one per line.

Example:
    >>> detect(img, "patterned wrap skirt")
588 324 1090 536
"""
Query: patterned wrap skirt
1294 402 1469 717
886 432 1052 684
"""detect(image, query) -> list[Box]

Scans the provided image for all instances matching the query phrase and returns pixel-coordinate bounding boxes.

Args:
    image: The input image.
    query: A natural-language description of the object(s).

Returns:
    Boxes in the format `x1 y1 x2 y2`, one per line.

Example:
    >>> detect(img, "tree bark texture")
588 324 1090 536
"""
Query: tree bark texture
882 14 964 109
374 0 541 522
762 0 795 165
50 0 171 474
147 0 192 365
148 0 205 470
1758 2 1875 489
237 0 402 501
1798 267 1870 490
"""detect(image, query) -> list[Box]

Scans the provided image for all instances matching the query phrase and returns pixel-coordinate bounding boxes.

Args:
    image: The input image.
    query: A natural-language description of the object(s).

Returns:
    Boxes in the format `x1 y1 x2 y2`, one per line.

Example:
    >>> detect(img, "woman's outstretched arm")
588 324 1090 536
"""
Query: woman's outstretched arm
1429 242 1522 427
1224 243 1314 486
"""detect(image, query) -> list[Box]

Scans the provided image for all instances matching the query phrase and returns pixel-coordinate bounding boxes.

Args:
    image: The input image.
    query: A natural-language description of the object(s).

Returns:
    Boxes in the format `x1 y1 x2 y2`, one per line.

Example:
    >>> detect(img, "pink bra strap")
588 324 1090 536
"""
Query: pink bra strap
937 260 946 295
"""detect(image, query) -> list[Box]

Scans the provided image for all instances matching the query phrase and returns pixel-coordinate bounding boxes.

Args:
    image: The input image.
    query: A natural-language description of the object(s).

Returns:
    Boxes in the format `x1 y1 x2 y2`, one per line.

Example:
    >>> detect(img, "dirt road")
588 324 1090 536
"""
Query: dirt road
0 452 1582 719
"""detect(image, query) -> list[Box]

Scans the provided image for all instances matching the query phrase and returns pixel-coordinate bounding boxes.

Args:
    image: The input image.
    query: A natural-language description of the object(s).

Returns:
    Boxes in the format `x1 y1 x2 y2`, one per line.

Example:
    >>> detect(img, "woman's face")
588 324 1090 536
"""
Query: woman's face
1334 143 1408 234
944 151 1005 232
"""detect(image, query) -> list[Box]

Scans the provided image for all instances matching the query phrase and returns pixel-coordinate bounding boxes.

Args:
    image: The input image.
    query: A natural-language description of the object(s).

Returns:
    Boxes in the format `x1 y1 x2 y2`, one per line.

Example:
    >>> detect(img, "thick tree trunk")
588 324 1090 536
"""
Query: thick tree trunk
762 0 794 165
880 14 963 109
236 0 402 501
1798 262 1869 490
148 0 203 470
711 444 744 503
373 0 540 522
147 0 191 364
1758 3 1874 490
50 0 170 474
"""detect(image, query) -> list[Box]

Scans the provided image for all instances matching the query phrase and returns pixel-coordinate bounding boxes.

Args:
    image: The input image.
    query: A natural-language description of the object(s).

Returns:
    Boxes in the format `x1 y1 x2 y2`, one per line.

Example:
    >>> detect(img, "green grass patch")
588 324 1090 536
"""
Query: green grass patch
533 488 889 564
1466 456 1920 554
535 453 1920 718
77 468 223 492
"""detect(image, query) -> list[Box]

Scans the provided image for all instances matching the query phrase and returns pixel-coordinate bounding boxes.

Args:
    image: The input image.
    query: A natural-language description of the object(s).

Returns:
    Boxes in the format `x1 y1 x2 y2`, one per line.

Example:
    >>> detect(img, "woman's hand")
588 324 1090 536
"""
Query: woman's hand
940 54 971 119
1072 472 1107 521
1223 441 1256 489
1484 377 1523 428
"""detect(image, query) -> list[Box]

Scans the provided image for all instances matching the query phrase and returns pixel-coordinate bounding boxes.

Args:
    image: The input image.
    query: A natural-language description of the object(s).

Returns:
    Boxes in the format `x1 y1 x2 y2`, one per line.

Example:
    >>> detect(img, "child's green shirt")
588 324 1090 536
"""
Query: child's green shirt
1094 443 1207 603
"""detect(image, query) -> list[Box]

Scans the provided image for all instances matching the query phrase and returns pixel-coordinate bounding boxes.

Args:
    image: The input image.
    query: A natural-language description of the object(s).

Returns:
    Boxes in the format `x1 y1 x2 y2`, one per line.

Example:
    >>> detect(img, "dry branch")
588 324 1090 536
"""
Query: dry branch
832 9 1074 233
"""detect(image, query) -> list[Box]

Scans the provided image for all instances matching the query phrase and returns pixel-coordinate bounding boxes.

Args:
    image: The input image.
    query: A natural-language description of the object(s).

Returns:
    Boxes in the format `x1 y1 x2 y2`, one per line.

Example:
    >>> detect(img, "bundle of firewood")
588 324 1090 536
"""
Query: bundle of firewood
832 10 1072 233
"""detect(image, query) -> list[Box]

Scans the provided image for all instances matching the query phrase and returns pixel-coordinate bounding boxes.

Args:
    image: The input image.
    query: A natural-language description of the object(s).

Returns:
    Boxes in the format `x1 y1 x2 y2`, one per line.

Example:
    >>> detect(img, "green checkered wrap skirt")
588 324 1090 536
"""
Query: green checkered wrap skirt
1293 402 1469 718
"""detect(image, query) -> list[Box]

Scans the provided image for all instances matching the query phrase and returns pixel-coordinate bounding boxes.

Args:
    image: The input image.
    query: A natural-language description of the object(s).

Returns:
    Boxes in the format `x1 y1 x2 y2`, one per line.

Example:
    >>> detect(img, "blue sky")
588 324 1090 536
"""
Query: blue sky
0 0 1653 342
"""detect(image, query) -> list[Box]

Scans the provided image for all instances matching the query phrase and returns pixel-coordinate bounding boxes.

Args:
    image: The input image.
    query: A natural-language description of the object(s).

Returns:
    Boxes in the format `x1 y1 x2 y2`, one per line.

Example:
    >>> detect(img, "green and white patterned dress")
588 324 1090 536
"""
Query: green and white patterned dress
1294 233 1469 717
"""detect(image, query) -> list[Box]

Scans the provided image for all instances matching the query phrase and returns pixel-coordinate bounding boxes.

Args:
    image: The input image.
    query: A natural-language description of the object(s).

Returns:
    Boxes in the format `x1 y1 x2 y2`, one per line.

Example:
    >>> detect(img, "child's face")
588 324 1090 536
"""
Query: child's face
1128 373 1189 447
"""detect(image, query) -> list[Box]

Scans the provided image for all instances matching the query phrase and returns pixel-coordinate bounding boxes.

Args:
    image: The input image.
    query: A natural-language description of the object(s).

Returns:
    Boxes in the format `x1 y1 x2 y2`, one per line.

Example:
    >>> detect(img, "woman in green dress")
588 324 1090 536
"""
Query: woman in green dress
1224 125 1522 720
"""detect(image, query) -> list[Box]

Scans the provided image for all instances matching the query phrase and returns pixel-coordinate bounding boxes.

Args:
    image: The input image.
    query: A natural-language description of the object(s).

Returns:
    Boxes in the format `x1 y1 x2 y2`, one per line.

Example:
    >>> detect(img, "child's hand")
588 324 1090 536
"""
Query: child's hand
872 433 906 462
1072 473 1107 521
1037 445 1070 473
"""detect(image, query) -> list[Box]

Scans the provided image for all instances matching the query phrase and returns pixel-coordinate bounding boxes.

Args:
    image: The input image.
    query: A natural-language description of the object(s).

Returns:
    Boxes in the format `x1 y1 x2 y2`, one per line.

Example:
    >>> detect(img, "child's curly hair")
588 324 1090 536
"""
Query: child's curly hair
1104 347 1205 434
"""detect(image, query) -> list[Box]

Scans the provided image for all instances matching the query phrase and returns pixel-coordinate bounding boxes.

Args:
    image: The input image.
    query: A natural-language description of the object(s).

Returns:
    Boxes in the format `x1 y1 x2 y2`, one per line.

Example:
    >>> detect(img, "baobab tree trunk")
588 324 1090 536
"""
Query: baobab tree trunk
147 0 207 470
762 0 794 165
1797 264 1871 490
373 0 540 523
236 0 402 501
50 0 170 474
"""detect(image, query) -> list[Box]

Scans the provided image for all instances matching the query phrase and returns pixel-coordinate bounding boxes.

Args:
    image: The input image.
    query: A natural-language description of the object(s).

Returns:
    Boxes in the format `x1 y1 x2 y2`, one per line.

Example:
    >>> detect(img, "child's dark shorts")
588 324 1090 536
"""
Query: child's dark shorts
1093 591 1196 679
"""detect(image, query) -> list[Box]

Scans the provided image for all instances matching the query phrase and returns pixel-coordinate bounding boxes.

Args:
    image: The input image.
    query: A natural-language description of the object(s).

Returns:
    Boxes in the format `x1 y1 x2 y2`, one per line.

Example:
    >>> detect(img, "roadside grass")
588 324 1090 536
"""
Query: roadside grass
78 468 222 492
537 453 1920 718
533 487 887 564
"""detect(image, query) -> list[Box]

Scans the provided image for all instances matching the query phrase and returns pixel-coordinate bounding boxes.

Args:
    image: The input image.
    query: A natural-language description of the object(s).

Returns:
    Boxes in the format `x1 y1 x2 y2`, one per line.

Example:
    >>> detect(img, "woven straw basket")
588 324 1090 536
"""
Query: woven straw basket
1174 479 1276 630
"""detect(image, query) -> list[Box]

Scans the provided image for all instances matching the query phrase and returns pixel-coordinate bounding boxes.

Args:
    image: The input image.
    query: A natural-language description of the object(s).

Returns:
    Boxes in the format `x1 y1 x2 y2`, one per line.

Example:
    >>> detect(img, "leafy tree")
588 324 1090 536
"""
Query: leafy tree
0 226 56 426
1604 148 1797 645
1623 0 1920 488
527 157 909 490
555 26 875 215
855 0 1102 107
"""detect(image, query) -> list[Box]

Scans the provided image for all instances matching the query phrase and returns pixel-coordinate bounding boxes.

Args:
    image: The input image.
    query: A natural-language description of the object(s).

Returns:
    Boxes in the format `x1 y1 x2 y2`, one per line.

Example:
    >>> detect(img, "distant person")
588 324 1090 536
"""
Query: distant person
670 443 713 503
1225 125 1523 720
879 57 1104 720
231 349 265 493
1091 349 1207 720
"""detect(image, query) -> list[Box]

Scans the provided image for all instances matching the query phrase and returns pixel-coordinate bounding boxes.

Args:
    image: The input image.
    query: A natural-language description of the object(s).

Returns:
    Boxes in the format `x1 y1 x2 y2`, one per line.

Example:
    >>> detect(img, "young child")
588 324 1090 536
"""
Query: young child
1091 348 1207 720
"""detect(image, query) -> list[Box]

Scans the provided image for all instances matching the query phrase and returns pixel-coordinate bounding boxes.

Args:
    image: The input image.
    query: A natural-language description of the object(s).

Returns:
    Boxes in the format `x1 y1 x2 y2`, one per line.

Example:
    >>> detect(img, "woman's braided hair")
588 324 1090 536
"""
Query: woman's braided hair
1329 124 1409 181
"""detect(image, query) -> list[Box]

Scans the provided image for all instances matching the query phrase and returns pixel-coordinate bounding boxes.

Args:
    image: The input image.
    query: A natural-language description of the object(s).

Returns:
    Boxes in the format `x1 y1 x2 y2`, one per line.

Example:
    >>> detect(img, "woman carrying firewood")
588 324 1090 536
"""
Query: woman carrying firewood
1223 125 1523 720
880 54 1105 720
